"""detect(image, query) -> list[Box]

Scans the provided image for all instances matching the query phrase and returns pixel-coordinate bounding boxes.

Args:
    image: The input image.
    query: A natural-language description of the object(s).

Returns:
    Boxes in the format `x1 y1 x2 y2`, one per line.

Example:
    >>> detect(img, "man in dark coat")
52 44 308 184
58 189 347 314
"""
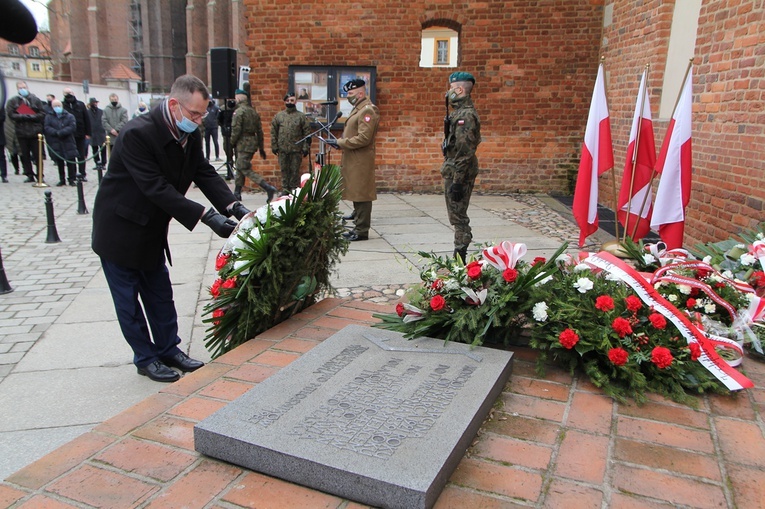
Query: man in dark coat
62 87 91 180
43 99 78 186
5 81 44 182
92 74 251 383
87 98 107 168
0 106 7 183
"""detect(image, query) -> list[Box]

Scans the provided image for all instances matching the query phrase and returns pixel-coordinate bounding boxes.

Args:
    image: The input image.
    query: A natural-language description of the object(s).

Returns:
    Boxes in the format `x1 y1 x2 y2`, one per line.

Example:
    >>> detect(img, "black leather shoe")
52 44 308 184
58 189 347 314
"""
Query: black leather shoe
342 231 368 241
78 175 88 182
137 360 180 382
56 181 66 187
161 352 204 372
342 212 355 221
23 177 35 183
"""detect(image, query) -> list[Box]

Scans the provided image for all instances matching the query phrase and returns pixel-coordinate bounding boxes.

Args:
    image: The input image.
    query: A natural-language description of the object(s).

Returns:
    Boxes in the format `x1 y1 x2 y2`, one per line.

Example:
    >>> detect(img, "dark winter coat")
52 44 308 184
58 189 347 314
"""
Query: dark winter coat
88 106 106 147
5 93 45 139
63 95 92 138
43 110 79 161
0 107 6 147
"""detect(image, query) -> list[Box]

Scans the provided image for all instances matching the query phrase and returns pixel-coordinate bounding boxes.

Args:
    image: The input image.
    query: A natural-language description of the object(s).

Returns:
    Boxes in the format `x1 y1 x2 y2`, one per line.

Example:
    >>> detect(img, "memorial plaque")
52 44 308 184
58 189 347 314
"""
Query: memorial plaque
194 324 513 509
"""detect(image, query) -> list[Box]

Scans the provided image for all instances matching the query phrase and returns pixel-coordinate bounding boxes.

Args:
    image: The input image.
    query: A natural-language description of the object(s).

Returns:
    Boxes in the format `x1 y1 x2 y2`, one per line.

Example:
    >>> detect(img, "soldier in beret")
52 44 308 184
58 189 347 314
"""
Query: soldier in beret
442 71 481 261
327 78 380 241
230 88 277 202
271 92 312 195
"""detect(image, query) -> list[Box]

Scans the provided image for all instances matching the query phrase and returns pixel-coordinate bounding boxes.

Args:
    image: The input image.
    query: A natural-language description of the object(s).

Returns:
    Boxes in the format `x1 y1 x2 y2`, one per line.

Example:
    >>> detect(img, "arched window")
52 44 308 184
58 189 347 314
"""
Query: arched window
420 22 459 68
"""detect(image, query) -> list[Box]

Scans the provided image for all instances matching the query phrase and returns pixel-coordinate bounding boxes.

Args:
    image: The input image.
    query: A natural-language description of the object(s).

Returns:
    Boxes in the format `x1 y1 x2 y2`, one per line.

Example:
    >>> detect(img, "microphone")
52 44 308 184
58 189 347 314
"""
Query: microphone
331 111 343 123
1 0 38 44
320 100 338 106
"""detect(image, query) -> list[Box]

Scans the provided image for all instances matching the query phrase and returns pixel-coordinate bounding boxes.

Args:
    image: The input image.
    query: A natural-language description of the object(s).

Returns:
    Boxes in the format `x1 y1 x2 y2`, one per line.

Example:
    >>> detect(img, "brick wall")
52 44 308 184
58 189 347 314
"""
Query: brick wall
600 0 765 246
240 0 604 194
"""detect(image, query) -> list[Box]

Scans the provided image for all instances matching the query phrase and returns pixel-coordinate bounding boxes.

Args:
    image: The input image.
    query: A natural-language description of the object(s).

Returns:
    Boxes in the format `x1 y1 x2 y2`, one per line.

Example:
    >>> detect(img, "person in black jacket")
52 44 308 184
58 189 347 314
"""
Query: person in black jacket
87 98 107 168
43 99 78 186
0 107 7 183
92 74 251 383
5 81 44 182
62 87 91 181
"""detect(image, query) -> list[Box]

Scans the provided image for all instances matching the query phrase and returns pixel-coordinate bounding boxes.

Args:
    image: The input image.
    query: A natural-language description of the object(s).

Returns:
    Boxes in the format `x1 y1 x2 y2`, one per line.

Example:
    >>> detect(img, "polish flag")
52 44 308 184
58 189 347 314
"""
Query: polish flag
573 63 614 247
618 68 656 240
651 66 693 250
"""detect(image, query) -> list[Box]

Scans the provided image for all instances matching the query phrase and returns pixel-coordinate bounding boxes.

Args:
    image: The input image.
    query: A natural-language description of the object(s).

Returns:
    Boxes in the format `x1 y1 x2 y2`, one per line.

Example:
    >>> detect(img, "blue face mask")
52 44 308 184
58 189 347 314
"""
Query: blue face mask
175 104 198 133
53 106 63 114
18 89 29 97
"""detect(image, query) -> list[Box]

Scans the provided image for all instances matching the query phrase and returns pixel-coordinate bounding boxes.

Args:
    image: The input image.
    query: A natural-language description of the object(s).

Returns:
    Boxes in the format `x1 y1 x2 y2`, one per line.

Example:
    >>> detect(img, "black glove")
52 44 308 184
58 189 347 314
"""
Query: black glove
201 207 237 238
227 202 251 220
449 182 465 202
325 138 339 150
259 148 267 160
302 148 310 157
272 148 279 156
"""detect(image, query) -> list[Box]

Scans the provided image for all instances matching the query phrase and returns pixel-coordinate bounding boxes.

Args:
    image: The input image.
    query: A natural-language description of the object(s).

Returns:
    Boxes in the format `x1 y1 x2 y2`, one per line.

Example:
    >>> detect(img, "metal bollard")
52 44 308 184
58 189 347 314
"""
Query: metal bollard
0 246 12 294
44 190 62 243
76 178 89 214
32 134 49 188
97 165 104 185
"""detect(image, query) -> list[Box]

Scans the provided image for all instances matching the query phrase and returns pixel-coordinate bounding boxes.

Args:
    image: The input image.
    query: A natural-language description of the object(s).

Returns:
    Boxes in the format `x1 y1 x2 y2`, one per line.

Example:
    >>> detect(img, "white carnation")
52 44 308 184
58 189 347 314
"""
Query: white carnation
677 284 692 295
574 263 591 272
704 302 717 314
573 277 594 293
536 275 553 286
667 294 677 302
532 302 548 322
740 253 756 266
643 253 657 265
722 270 734 279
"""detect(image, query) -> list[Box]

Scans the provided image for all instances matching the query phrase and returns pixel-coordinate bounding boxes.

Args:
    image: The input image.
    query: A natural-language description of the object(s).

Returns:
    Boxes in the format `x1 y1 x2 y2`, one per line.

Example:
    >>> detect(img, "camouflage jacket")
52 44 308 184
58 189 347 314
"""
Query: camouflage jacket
442 96 481 183
270 108 311 154
230 102 264 153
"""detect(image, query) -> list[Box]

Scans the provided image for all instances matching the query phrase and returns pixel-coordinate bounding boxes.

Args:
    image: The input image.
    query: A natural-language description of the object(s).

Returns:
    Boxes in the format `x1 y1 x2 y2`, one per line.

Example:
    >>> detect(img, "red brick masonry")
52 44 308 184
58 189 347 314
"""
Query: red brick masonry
2 298 765 508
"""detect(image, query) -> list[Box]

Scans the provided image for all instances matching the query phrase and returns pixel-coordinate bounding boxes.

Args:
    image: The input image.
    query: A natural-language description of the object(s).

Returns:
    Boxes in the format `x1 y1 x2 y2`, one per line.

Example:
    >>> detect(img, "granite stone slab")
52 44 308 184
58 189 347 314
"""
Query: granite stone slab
194 324 513 509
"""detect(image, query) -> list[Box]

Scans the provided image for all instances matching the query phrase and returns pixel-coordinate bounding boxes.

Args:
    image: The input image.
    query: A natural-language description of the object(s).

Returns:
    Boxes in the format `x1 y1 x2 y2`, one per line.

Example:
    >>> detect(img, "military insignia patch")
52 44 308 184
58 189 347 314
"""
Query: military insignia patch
457 120 465 125
364 115 371 122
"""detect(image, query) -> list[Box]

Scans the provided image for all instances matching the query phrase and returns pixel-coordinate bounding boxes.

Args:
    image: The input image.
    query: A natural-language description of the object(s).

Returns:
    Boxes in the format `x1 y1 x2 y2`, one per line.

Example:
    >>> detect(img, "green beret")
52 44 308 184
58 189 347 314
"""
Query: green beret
449 71 475 84
234 88 248 96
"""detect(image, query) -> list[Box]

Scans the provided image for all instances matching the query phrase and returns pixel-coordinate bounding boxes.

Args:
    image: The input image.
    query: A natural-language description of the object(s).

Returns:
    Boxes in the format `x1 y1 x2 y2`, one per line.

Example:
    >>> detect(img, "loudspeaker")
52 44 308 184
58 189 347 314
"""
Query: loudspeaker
210 47 237 99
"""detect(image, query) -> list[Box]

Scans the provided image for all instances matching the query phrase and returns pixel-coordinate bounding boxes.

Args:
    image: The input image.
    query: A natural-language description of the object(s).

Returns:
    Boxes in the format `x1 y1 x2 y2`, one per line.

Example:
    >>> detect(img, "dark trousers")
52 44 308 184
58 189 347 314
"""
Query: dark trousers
74 136 88 176
443 176 476 251
205 127 219 159
101 258 183 368
92 144 106 166
53 156 76 184
352 201 373 236
0 145 6 179
17 136 39 178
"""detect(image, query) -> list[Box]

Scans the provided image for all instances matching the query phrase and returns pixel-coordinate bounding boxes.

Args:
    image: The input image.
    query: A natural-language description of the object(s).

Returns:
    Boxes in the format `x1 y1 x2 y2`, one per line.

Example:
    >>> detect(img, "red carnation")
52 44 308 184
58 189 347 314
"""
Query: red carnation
532 256 546 267
431 279 444 291
222 278 237 289
686 298 697 309
688 342 702 361
466 261 482 280
608 347 629 366
395 302 405 317
750 271 765 288
430 294 446 311
212 308 225 325
651 346 673 369
612 317 633 338
648 312 667 330
215 253 230 271
210 278 222 298
595 295 615 312
625 296 642 312
558 328 579 349
695 268 711 279
502 268 518 283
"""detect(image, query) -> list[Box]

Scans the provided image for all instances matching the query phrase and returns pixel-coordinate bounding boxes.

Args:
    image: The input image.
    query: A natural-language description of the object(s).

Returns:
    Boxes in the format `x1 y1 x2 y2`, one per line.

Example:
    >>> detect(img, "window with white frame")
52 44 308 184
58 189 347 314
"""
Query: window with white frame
8 44 19 55
32 63 40 71
29 46 40 57
420 26 459 68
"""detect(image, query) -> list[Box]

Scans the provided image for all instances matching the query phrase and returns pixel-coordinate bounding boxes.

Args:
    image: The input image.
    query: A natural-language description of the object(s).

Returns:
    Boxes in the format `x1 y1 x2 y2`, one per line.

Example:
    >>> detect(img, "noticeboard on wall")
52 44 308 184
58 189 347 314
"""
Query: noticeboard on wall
288 65 377 126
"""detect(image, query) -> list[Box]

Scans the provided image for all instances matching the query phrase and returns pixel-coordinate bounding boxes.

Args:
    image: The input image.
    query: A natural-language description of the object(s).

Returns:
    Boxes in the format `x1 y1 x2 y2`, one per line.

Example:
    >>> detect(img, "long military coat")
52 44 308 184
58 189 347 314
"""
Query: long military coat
337 96 380 202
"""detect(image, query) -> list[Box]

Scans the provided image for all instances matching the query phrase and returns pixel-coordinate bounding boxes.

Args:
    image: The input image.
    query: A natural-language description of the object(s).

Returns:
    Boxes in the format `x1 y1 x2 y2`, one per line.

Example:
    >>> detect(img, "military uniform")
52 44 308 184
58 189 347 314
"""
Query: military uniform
271 105 311 191
230 97 271 200
337 80 380 240
442 72 481 260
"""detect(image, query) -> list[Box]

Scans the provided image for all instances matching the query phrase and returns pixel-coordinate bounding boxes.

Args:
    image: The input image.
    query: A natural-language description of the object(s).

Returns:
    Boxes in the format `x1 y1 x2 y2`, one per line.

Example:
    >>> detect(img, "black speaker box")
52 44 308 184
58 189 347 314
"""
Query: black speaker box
210 47 237 99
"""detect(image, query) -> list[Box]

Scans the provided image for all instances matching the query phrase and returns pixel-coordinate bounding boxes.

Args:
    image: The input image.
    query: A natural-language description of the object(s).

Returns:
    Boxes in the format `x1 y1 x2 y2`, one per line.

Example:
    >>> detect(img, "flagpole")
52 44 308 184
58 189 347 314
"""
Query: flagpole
627 64 651 240
635 58 694 239
602 56 621 244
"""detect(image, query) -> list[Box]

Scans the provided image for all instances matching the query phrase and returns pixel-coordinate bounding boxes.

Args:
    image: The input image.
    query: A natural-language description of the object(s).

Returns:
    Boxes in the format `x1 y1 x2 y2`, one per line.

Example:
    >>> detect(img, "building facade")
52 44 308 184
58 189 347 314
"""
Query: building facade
0 32 54 81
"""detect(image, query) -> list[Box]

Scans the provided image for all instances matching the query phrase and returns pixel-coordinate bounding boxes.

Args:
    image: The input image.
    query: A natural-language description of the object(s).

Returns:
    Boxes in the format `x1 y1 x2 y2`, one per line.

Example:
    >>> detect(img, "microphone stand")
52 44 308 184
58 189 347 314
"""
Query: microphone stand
296 113 342 170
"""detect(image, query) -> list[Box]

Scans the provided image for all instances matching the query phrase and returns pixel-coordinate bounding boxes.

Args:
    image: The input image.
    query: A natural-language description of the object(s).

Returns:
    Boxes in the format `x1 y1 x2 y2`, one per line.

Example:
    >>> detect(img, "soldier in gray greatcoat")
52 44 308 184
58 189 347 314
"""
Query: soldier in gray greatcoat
271 92 311 194
230 89 277 202
442 71 481 262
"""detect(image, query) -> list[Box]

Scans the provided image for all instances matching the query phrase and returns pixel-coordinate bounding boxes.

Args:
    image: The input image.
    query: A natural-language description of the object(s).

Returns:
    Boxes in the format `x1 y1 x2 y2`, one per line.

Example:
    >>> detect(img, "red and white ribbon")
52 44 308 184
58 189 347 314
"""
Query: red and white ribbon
482 241 526 271
750 240 765 270
585 252 753 391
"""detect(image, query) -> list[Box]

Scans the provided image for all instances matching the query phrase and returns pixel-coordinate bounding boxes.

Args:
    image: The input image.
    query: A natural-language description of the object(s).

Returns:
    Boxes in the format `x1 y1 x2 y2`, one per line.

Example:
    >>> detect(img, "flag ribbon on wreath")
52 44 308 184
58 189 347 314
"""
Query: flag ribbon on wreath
585 251 753 391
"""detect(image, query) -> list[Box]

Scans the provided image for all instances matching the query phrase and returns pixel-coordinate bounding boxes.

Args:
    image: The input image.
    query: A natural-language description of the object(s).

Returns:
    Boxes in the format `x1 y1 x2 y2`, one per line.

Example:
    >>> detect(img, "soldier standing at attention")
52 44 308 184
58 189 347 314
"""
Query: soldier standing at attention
327 78 380 242
271 92 311 195
230 89 277 202
442 71 481 262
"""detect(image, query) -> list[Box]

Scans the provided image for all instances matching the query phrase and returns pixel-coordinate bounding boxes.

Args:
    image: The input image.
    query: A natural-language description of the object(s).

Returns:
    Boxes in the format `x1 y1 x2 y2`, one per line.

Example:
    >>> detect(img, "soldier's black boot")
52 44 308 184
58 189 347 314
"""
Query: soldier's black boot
454 247 468 263
233 185 242 201
259 181 277 203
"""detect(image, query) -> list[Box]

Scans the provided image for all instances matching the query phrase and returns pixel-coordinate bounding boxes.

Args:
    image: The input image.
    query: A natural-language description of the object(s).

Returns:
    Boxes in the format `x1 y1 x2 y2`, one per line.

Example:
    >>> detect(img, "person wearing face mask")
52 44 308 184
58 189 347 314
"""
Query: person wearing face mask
92 74 250 383
203 99 221 161
87 98 107 168
5 81 45 182
230 89 277 202
133 101 149 119
270 92 311 195
325 78 380 242
62 87 92 181
102 93 128 149
441 71 481 262
43 99 79 186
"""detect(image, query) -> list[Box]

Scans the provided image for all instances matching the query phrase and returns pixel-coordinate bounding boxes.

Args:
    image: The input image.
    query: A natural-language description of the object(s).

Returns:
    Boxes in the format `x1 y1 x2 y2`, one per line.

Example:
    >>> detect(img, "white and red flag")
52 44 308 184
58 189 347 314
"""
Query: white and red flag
651 66 693 249
573 63 614 247
618 68 656 240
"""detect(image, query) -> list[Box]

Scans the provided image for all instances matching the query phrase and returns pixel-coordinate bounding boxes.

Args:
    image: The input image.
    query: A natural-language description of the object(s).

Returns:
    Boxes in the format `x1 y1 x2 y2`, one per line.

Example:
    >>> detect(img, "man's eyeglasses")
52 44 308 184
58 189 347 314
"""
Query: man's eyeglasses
178 101 208 121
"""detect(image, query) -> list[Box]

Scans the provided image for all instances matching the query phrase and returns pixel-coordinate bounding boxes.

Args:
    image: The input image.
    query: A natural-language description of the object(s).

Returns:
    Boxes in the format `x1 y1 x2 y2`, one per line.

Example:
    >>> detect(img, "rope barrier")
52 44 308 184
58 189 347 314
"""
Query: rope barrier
43 140 107 165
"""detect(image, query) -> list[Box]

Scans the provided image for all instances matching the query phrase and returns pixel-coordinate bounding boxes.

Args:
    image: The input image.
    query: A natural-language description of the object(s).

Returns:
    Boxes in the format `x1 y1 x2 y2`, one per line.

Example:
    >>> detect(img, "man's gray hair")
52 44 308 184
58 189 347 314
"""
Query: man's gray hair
170 74 209 102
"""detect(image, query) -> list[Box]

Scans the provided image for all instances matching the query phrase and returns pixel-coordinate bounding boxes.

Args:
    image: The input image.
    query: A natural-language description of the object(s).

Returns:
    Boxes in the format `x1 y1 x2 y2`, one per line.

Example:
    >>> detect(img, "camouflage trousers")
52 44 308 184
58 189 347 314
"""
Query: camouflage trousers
278 151 304 190
234 151 265 188
443 175 477 251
